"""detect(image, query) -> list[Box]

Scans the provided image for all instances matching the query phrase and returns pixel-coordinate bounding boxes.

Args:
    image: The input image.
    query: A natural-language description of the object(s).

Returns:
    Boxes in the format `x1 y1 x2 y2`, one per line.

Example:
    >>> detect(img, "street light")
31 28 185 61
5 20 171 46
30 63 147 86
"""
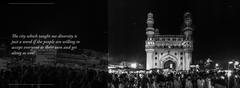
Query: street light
234 61 239 69
227 70 232 77
234 61 239 65
228 61 233 71
227 61 233 88
215 63 219 67
215 63 219 70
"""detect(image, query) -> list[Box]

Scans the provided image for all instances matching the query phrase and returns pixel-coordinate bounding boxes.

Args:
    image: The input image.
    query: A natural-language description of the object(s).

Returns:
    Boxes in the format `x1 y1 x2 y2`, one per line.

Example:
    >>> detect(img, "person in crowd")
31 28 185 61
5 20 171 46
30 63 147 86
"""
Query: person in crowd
185 76 193 88
197 77 205 88
1 64 239 88
173 77 182 88
0 64 108 88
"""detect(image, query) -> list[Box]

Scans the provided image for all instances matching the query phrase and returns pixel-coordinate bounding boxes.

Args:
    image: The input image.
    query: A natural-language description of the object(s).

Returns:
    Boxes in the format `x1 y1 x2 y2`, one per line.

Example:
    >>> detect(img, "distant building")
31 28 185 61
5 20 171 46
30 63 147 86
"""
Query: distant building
55 49 107 68
34 48 107 69
35 49 57 65
0 43 7 57
145 12 194 70
119 61 144 69
0 57 10 69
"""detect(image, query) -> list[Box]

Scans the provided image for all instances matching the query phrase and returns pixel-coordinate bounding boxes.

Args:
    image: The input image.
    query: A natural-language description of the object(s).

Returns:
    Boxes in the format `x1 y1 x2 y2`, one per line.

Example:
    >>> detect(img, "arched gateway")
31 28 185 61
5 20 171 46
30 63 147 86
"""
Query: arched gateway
162 56 177 69
164 60 176 69
145 12 194 70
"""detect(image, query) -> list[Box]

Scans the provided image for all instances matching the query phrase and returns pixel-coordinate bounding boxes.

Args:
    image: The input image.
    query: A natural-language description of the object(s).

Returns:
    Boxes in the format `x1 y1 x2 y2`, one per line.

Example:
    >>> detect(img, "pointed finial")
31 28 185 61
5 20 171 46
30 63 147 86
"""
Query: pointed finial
184 12 192 27
148 12 153 18
155 28 159 34
146 12 154 27
182 12 193 40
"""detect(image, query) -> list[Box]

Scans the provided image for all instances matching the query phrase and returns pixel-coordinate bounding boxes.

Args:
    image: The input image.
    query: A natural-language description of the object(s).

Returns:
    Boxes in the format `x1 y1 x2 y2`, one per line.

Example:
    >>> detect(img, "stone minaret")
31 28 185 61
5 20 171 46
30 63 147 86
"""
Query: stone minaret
183 12 193 40
182 12 194 70
145 12 155 70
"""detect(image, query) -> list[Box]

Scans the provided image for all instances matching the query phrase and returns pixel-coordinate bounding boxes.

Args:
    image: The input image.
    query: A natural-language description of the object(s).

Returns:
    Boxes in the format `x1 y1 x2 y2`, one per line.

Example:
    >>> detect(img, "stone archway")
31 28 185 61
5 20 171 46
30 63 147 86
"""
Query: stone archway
161 55 178 70
164 60 176 69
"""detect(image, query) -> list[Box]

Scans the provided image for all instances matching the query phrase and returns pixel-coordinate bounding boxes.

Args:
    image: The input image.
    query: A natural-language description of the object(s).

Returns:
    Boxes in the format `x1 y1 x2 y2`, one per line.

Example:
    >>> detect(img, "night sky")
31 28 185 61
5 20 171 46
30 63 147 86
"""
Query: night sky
109 0 240 66
5 0 240 68
6 1 107 53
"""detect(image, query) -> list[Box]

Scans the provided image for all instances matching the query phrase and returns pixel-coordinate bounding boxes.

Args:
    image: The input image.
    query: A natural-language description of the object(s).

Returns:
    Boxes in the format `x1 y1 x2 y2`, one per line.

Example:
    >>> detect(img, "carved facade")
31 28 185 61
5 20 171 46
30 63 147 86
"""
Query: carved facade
145 12 194 70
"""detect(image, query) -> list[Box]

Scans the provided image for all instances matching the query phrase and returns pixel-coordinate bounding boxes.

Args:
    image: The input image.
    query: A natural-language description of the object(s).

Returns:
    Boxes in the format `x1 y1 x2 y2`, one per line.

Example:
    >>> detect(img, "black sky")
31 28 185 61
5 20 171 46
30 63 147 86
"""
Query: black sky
5 0 240 67
109 0 240 65
6 1 107 53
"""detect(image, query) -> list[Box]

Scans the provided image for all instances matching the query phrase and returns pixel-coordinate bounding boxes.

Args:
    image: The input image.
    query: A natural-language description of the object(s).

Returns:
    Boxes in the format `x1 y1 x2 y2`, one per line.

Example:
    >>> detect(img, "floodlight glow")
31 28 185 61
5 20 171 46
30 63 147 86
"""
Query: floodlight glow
196 65 199 68
234 61 239 65
215 63 219 67
108 66 115 69
227 70 232 77
220 76 225 79
228 61 233 64
108 69 113 73
119 66 124 68
131 63 137 68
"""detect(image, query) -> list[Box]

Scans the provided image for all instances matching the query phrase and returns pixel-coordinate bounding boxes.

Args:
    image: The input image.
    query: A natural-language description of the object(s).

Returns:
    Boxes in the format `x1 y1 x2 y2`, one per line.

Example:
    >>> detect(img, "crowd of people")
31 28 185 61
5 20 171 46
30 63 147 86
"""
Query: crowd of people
107 70 240 88
0 64 239 88
0 64 109 88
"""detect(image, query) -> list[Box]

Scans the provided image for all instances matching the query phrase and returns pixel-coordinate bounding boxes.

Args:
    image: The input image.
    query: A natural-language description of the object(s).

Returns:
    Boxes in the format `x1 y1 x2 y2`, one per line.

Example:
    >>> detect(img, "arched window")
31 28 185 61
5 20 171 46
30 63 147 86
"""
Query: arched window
180 52 183 55
164 46 167 48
